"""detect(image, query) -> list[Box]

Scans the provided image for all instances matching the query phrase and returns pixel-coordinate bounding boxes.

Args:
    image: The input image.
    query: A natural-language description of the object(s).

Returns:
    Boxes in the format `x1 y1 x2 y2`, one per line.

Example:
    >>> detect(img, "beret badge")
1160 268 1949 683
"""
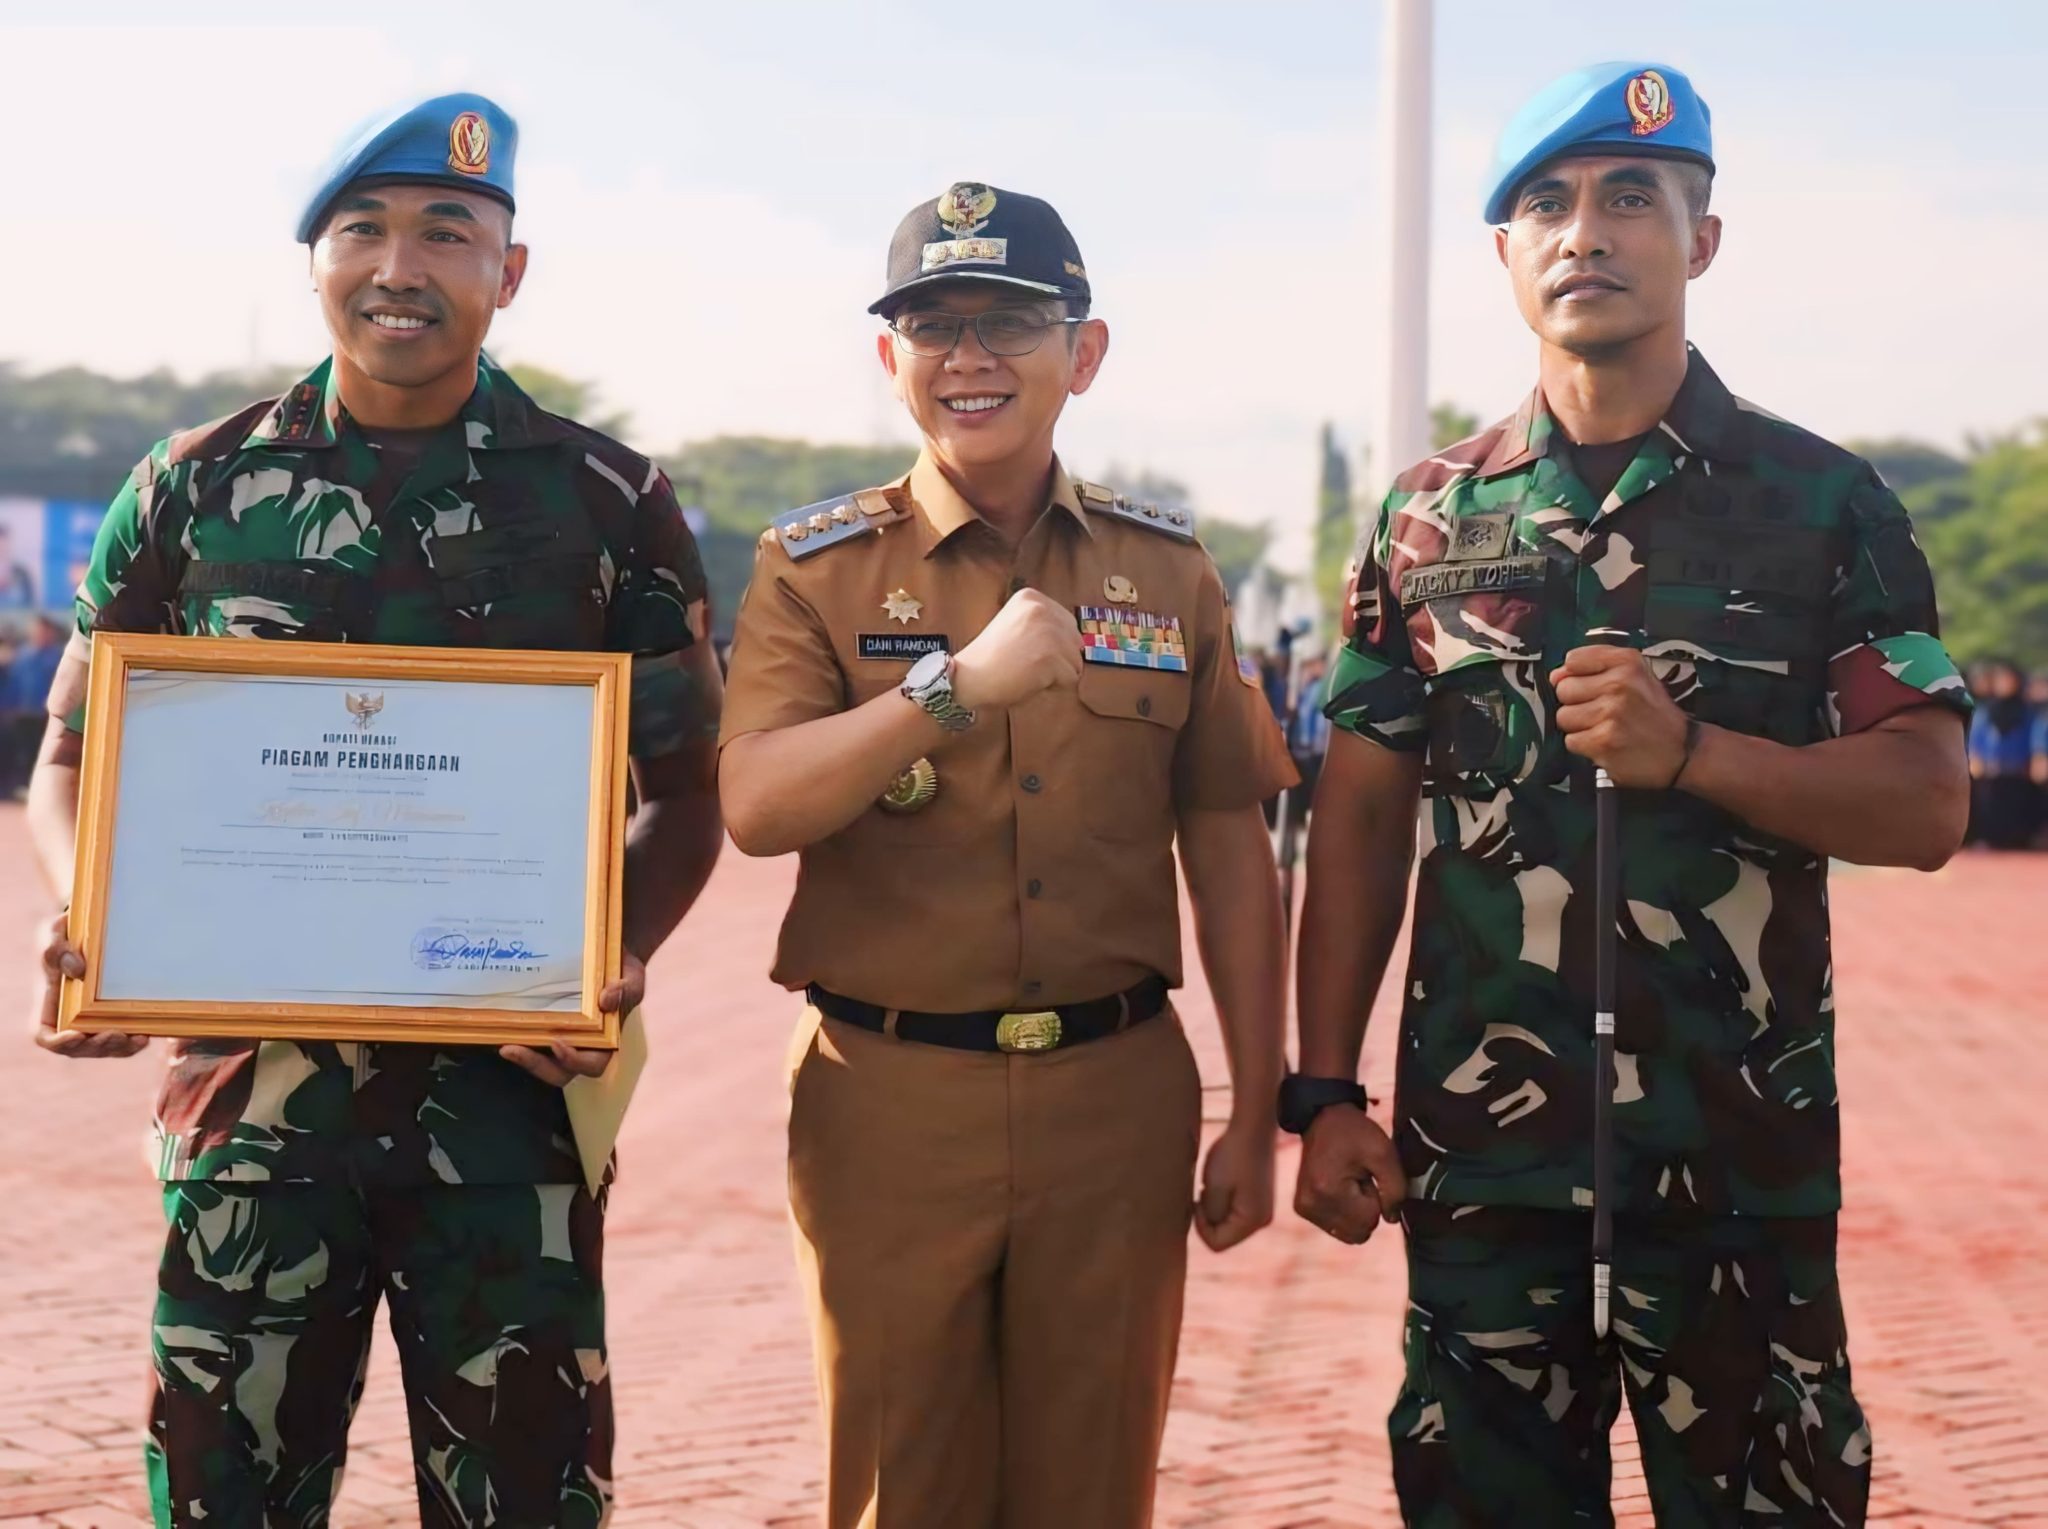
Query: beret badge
448 111 491 175
1625 70 1674 136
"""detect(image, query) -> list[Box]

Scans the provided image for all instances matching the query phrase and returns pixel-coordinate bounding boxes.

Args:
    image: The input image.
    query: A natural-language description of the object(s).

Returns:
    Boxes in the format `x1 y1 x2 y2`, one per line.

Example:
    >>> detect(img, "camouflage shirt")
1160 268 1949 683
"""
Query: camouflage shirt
1325 349 1969 1217
60 356 709 1185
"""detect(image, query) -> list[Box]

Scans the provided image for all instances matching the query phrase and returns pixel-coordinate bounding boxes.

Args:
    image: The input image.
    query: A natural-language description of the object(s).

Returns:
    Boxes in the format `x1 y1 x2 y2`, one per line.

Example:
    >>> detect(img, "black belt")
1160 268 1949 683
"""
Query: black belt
807 975 1169 1054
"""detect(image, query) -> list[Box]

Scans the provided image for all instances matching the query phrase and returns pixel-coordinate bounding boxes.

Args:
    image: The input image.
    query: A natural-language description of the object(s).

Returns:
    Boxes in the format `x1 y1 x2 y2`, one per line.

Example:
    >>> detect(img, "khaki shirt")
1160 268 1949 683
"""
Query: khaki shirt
721 456 1295 1012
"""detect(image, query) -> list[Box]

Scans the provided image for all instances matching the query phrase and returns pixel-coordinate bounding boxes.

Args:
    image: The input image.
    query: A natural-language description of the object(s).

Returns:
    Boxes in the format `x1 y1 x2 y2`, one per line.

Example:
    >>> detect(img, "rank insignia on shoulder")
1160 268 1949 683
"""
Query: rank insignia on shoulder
1078 606 1188 672
773 489 904 560
1082 486 1196 542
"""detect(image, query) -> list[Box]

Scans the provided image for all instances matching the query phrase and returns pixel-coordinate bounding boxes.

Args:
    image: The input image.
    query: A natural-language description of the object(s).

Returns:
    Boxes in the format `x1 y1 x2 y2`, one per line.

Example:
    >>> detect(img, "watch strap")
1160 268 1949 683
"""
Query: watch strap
1277 1074 1371 1136
901 656 975 733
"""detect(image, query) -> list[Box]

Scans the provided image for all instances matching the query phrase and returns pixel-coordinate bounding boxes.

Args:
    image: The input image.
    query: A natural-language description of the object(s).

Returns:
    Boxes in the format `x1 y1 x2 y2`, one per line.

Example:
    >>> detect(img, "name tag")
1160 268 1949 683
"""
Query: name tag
1400 555 1548 606
857 633 950 661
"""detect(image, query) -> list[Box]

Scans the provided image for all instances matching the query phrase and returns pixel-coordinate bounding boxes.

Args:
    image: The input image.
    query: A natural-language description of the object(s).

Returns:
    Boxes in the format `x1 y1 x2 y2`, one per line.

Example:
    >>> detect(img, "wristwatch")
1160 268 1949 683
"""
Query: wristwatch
1277 1074 1371 1136
900 649 976 733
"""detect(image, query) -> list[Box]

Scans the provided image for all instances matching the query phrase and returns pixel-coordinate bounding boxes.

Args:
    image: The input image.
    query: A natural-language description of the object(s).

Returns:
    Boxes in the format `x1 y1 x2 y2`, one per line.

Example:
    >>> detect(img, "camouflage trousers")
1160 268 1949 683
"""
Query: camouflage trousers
1390 1203 1869 1528
145 1180 611 1529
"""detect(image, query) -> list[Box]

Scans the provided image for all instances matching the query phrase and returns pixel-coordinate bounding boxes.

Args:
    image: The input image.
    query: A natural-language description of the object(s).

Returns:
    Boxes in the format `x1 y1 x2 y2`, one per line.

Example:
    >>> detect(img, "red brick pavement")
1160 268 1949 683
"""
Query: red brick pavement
1 805 2044 1527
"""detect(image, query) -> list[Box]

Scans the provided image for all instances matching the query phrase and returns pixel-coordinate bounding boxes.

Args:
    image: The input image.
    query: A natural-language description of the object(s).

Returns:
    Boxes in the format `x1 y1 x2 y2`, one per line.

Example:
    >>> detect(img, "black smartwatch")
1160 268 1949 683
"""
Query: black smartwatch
1277 1074 1370 1136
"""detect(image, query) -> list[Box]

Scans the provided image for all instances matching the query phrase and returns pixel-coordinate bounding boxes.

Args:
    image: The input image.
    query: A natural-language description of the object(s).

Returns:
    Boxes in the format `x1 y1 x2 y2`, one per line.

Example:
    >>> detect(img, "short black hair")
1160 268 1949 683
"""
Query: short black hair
1672 161 1713 219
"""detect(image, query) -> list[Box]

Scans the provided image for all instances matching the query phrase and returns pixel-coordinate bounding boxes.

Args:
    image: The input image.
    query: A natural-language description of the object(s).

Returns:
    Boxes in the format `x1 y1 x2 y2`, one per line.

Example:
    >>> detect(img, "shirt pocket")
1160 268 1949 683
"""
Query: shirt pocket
430 523 606 648
1404 584 1548 799
1642 495 1831 747
1643 588 1826 748
1074 665 1190 841
177 559 357 640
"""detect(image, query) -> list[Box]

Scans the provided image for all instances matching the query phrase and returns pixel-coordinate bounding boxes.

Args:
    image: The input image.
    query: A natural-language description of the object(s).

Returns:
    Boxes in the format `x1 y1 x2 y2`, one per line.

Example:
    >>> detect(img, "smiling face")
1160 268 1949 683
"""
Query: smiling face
876 282 1108 474
310 182 526 402
1495 156 1720 358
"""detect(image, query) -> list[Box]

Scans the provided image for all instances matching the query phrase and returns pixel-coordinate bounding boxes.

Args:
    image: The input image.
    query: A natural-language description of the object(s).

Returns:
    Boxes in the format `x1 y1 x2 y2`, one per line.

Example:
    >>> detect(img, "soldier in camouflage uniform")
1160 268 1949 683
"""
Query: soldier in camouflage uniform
24 94 725 1528
1283 64 1971 1526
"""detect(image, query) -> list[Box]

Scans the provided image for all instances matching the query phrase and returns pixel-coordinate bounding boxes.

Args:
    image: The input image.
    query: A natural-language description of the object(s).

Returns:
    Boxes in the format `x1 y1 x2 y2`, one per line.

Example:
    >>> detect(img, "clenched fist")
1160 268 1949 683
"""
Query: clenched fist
950 589 1084 712
1550 645 1693 788
1293 1103 1406 1246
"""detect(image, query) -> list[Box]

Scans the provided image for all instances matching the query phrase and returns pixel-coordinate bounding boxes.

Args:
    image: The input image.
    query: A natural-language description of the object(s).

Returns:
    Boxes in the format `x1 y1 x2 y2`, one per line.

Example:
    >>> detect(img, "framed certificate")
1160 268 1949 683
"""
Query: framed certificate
60 634 629 1048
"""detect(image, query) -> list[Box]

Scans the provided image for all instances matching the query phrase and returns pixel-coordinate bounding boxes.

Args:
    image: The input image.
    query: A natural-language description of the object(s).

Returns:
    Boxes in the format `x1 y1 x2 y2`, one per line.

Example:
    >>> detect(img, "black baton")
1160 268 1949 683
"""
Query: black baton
1581 629 1633 1341
1592 759 1617 1339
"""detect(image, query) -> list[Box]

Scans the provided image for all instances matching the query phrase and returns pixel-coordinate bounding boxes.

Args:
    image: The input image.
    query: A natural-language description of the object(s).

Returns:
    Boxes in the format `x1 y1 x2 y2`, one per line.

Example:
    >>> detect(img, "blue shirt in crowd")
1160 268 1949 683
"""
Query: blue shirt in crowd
1969 705 2037 777
3 642 61 712
1289 683 1332 758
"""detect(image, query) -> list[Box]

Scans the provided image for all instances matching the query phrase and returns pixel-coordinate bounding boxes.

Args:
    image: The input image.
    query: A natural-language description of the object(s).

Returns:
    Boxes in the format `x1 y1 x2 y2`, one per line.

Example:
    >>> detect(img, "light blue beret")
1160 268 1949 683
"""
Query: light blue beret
297 92 518 243
1484 62 1712 224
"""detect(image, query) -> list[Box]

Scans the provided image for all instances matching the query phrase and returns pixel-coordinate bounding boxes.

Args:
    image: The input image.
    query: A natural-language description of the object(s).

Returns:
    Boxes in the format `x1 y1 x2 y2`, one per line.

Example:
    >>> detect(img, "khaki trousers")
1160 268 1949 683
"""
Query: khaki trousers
786 1004 1203 1529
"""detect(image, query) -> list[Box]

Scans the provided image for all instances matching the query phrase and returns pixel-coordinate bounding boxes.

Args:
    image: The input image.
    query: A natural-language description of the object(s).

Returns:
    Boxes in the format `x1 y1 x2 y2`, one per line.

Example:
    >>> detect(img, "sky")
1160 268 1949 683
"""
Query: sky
2 1 2044 568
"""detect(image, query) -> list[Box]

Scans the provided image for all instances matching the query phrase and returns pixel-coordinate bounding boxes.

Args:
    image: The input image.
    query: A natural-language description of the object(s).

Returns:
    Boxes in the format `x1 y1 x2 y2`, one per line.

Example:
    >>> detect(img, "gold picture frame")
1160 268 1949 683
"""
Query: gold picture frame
61 633 630 1048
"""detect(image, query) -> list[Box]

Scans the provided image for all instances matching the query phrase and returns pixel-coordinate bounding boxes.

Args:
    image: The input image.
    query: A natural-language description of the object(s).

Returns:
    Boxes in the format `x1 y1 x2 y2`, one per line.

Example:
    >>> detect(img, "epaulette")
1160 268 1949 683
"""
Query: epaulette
1076 479 1195 542
771 488 906 561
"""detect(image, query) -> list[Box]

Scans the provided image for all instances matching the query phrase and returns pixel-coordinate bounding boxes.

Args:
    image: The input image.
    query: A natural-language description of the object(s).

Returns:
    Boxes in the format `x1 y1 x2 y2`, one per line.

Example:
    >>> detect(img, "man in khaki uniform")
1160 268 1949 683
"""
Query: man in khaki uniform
719 183 1296 1528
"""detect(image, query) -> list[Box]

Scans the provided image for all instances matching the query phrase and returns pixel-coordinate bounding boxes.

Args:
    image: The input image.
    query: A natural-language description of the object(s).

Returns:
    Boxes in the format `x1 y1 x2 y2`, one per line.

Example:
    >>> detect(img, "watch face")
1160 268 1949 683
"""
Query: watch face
904 649 949 692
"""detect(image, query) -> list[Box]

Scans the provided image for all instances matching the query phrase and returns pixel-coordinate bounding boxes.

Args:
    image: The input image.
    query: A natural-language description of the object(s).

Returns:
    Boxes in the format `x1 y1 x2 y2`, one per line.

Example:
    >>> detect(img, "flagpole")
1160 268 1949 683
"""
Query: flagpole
1377 0 1434 495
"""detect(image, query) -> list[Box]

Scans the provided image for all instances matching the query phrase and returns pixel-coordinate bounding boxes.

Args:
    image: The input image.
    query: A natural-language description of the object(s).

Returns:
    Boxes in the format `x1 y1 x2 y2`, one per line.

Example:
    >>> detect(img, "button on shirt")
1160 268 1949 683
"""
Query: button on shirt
720 456 1295 1014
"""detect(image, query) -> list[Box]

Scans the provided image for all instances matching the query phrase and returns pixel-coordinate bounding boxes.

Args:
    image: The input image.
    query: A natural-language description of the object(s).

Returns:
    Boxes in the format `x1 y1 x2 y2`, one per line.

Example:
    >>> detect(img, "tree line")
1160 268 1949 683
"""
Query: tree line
0 360 1269 637
2 359 2035 664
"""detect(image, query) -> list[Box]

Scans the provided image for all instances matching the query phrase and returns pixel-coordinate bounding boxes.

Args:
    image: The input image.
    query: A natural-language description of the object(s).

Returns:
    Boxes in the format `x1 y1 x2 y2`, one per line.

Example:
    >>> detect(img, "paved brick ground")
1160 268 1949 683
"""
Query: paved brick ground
1 803 2044 1527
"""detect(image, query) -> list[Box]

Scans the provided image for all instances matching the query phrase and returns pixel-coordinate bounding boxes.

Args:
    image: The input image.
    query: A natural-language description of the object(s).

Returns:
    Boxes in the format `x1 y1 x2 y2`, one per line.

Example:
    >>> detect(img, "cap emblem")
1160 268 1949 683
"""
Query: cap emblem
921 237 1007 272
448 111 491 175
936 182 997 237
1625 70 1674 136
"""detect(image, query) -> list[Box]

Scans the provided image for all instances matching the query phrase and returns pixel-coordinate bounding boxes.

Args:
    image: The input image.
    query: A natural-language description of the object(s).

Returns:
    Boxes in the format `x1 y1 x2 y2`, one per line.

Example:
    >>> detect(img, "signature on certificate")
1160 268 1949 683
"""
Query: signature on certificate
411 928 549 971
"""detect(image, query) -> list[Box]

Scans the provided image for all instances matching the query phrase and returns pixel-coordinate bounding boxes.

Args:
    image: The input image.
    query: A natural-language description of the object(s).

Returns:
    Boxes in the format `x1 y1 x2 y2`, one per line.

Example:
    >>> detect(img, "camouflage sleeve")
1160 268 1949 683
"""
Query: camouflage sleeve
51 446 179 732
1822 473 1971 737
1170 553 1297 811
1321 495 1427 750
607 470 713 759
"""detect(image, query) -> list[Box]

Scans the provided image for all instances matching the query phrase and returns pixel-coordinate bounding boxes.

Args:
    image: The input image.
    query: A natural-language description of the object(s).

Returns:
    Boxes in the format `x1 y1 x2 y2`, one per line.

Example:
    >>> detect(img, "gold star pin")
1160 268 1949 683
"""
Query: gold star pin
882 589 923 625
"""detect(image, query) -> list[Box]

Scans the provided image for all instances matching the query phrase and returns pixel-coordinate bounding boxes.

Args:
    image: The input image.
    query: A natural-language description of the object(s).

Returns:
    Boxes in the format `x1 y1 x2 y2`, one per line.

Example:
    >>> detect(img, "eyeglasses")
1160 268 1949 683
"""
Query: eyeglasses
888 308 1082 358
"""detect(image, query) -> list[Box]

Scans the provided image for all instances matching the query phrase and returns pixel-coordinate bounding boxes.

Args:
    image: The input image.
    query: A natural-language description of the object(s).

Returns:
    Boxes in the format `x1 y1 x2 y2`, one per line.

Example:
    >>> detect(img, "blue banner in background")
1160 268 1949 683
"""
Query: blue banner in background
47 500 106 618
0 498 106 629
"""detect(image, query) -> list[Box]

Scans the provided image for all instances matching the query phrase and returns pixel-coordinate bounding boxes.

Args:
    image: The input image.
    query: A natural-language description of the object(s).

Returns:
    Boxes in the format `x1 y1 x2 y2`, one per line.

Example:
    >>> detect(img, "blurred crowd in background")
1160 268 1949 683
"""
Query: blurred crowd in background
1967 659 2048 851
0 615 62 800
1251 627 1331 841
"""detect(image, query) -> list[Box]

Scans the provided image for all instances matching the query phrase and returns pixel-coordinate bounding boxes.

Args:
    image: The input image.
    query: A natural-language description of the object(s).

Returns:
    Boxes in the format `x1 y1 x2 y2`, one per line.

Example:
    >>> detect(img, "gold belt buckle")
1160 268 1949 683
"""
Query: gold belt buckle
996 1010 1063 1053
